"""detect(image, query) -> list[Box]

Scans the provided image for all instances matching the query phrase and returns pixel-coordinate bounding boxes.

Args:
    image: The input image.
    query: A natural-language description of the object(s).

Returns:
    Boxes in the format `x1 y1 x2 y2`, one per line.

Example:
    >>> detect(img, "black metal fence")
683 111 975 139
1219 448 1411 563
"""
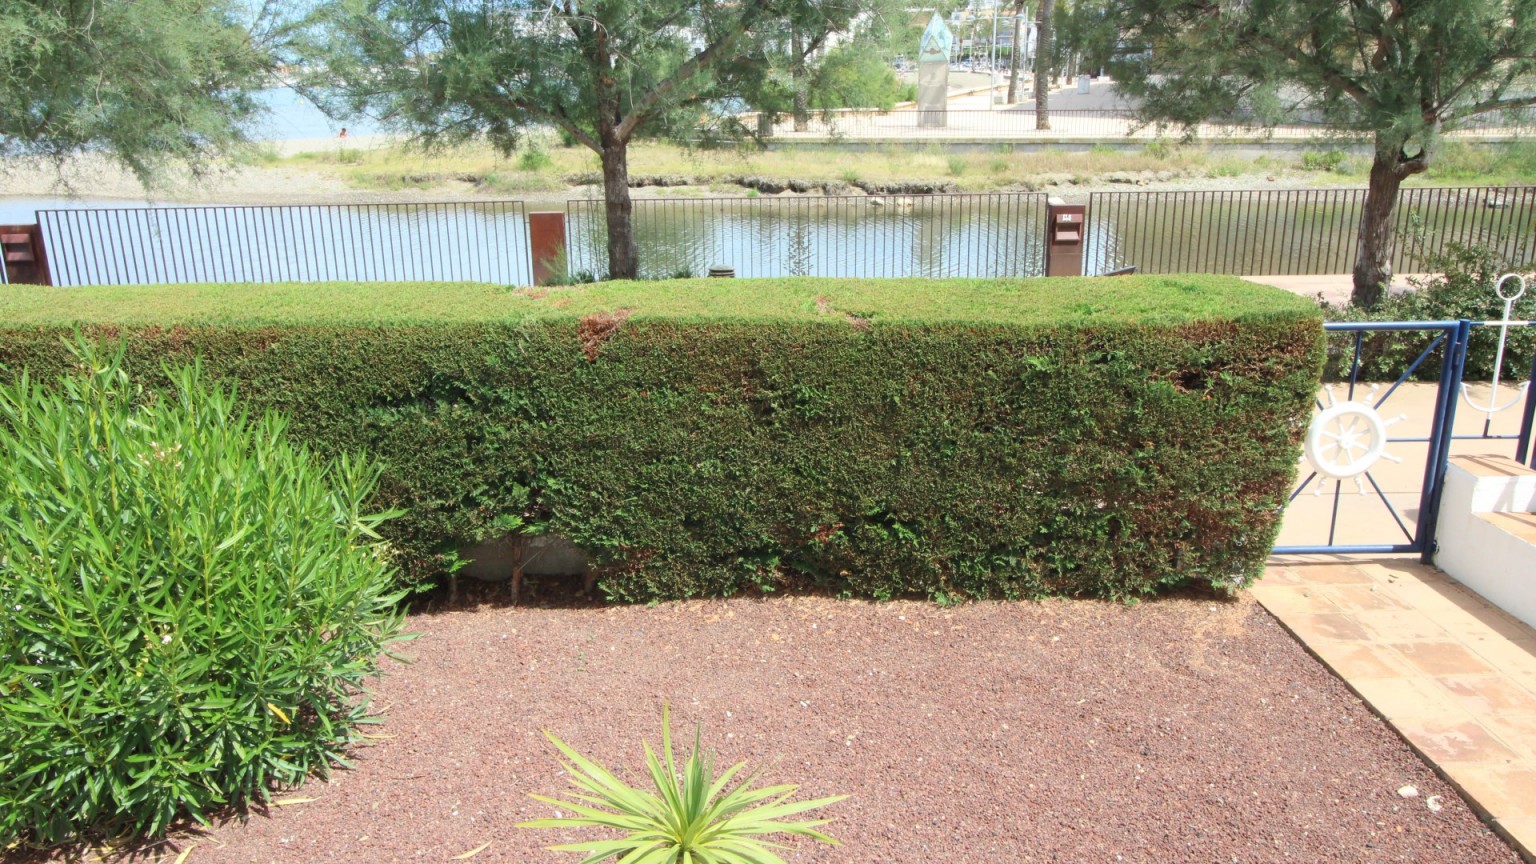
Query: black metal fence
566 193 1049 280
13 185 1535 288
1086 186 1536 276
36 201 531 287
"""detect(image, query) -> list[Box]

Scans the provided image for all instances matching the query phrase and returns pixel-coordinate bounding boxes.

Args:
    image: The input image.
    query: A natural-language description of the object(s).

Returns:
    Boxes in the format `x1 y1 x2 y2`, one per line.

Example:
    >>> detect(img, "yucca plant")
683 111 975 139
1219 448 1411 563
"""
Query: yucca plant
520 707 846 864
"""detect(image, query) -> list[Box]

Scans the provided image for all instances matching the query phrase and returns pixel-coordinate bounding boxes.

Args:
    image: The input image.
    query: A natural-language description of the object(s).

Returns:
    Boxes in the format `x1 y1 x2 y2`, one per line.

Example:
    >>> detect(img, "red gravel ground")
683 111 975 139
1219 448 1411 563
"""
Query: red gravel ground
38 588 1522 864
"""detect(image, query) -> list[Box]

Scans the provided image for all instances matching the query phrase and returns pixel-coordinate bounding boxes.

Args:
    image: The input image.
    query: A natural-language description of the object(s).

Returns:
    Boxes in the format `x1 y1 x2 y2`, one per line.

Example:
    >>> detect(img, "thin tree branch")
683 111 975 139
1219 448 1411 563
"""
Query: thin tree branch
1445 93 1536 123
510 99 600 152
616 0 773 141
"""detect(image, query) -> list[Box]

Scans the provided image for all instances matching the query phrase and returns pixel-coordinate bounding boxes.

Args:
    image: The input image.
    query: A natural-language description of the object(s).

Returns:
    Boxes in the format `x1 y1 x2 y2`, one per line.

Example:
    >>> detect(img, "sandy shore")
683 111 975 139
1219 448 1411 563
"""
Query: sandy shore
0 142 487 209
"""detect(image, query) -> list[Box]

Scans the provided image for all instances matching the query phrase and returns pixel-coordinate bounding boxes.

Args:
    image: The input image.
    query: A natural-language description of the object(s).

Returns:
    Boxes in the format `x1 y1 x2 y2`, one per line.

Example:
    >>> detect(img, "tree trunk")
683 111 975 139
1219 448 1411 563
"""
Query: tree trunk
792 29 809 133
600 142 638 280
1006 3 1025 104
1351 133 1428 308
1033 0 1055 130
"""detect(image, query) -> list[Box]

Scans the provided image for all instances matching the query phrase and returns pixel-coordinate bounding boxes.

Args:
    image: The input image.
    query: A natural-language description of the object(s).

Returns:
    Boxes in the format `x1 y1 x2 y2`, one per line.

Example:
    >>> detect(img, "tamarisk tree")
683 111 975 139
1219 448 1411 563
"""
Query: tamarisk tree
720 0 903 135
0 0 274 186
1109 0 1536 306
302 0 849 280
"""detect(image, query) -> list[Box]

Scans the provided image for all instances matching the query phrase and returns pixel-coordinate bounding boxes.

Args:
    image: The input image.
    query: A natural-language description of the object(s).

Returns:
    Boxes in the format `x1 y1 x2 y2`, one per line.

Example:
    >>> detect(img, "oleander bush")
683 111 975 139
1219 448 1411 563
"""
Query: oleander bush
0 339 406 846
0 275 1324 602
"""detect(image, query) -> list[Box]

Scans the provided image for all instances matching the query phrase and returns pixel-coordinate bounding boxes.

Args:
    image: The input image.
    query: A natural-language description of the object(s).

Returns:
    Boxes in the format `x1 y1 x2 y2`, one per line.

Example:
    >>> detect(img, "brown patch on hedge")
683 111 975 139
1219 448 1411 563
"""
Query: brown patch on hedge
815 295 833 314
577 309 633 360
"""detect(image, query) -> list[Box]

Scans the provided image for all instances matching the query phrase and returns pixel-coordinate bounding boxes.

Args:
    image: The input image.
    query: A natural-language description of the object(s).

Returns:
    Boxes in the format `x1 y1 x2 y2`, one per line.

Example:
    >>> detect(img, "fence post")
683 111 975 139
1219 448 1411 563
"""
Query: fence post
528 211 567 286
1516 347 1536 468
1044 197 1086 277
1420 319 1473 563
1 224 50 285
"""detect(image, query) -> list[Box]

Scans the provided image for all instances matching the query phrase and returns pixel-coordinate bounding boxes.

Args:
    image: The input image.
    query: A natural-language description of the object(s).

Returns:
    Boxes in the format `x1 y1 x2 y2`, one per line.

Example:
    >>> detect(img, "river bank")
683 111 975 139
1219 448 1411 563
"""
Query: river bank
5 136 1533 219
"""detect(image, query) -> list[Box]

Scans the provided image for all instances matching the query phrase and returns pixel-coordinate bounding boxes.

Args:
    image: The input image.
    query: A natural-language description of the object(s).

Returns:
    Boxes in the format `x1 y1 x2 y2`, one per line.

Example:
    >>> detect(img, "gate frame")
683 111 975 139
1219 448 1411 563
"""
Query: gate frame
1273 320 1470 562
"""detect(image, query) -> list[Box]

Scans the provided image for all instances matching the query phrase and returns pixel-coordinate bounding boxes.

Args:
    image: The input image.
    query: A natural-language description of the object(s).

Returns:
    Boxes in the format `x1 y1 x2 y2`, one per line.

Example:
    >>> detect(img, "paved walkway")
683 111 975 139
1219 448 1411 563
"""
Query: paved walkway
1256 556 1536 861
1244 273 1424 307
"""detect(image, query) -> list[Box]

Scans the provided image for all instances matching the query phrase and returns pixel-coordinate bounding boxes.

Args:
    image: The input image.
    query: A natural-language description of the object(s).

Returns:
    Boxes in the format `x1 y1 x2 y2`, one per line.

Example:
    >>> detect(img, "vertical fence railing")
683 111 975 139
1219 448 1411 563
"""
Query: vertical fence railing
565 193 1048 280
1087 186 1536 276
36 201 532 287
19 186 1535 288
1392 187 1536 273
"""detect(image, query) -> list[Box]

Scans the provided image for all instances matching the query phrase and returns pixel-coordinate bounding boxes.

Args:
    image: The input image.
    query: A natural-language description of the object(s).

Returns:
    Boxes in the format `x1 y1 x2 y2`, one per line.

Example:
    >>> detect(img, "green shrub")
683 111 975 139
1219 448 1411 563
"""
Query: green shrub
0 275 1323 602
1299 149 1347 172
945 155 967 176
518 147 553 172
1321 241 1536 381
0 339 406 846
1205 160 1242 178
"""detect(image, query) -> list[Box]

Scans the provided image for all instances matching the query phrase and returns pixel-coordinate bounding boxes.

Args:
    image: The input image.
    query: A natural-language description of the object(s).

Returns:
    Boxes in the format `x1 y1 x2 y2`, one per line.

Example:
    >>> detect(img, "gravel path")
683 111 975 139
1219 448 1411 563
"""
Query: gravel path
79 587 1515 864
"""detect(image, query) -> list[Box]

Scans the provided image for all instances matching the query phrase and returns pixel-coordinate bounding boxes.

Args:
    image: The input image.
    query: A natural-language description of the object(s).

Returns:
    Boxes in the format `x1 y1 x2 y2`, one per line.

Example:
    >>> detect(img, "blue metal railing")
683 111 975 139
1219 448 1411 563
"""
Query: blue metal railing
1277 318 1536 559
1275 321 1468 559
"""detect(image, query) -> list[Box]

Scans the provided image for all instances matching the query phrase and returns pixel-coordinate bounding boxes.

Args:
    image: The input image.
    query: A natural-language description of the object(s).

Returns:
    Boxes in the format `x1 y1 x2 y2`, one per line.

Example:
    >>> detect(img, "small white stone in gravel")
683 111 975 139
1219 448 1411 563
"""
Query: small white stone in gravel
1397 785 1419 798
1052 636 1060 642
1426 796 1443 813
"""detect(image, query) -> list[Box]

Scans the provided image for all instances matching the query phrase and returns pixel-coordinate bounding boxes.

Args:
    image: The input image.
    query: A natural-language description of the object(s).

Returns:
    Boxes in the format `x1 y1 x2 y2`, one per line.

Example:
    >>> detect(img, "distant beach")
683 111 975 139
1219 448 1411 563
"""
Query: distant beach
250 87 384 142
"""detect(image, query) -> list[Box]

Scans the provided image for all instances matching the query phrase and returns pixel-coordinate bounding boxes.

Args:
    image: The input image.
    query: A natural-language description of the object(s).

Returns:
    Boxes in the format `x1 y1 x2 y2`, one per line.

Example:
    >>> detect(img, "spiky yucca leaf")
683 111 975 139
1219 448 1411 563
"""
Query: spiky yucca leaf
519 707 845 864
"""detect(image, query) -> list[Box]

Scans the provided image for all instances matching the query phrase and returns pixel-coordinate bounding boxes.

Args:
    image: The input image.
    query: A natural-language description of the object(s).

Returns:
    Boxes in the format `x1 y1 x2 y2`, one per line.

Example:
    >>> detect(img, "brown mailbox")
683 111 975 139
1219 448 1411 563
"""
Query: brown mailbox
1045 200 1086 277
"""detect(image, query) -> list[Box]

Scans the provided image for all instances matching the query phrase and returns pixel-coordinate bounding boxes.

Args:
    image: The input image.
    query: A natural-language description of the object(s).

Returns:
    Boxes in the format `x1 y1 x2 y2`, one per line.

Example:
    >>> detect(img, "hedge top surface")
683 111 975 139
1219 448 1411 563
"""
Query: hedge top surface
0 275 1318 327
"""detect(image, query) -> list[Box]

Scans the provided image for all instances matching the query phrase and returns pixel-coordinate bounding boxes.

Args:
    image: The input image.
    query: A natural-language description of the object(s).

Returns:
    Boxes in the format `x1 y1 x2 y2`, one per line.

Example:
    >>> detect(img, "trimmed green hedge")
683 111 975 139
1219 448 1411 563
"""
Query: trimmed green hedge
0 276 1323 601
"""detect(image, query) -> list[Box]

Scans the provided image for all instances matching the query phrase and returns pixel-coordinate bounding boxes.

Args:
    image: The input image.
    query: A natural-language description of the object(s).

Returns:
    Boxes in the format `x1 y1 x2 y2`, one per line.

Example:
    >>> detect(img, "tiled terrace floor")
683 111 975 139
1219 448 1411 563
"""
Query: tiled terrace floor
1257 556 1536 861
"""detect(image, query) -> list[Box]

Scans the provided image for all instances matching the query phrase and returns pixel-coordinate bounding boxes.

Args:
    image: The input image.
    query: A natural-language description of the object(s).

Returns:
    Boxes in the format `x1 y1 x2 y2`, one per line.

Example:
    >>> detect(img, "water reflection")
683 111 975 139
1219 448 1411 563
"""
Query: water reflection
13 187 1530 289
567 195 1049 280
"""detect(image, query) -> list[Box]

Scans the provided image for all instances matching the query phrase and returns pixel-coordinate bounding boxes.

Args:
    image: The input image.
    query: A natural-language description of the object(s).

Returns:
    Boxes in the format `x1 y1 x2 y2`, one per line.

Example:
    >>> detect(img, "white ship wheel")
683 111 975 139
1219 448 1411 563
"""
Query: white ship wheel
1302 384 1406 494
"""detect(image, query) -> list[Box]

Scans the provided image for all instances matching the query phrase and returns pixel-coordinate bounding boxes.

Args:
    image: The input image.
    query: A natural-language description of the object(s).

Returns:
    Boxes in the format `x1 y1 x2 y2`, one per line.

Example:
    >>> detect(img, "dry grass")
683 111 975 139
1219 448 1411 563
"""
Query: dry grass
268 135 1536 196
272 136 1218 193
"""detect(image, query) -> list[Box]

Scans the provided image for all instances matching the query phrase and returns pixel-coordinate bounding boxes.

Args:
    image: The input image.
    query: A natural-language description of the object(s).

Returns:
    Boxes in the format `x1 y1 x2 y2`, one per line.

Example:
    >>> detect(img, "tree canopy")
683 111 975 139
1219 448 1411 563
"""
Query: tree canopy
718 0 908 133
298 0 883 279
0 0 275 185
1108 0 1536 306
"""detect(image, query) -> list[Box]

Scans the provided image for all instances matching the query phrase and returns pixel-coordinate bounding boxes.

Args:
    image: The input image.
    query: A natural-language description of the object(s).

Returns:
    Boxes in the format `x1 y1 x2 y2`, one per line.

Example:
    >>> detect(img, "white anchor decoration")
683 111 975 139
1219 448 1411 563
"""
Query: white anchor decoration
1459 273 1531 436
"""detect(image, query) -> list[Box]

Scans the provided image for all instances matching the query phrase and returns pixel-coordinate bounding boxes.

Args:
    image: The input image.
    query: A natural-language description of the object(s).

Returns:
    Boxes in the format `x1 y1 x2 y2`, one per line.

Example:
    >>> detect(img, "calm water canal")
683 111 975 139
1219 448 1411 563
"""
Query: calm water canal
4 187 1530 287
